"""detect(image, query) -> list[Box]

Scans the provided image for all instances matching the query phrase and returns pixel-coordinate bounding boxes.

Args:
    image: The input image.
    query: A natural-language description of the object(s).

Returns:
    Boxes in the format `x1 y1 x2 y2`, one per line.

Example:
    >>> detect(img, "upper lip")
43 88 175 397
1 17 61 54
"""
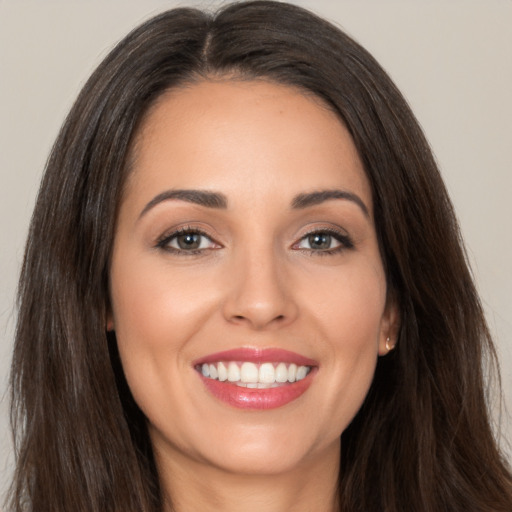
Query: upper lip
193 347 318 367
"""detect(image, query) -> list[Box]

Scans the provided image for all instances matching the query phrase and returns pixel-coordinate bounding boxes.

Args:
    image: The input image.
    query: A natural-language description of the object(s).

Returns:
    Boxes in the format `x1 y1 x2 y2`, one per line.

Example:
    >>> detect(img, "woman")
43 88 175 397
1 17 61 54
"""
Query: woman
8 1 512 511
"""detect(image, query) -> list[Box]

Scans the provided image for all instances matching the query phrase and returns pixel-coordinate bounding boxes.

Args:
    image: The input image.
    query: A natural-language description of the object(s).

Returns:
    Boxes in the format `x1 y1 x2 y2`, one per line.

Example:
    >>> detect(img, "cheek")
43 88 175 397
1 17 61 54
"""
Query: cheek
108 254 221 400
111 253 218 344
299 258 386 430
301 256 387 346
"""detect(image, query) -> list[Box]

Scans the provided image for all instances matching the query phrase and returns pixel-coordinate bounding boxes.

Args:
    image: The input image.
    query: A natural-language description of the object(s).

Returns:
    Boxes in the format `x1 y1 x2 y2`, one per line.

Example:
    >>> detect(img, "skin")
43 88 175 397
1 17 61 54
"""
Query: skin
109 79 398 512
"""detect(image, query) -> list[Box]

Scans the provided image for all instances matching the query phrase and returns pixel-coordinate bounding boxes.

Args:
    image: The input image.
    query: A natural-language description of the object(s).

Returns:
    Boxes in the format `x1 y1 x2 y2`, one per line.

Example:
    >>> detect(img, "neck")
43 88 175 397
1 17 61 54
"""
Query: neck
156 441 340 512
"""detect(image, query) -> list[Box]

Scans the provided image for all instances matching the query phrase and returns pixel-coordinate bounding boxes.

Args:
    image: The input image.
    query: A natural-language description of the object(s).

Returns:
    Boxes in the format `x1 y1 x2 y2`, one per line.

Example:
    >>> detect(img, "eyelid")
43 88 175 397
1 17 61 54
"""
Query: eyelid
154 223 353 255
292 226 354 253
155 225 222 254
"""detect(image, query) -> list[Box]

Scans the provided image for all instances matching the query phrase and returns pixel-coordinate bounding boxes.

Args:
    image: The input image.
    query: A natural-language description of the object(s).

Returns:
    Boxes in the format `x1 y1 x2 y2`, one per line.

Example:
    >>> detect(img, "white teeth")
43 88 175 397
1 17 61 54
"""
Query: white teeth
200 361 311 385
296 365 308 380
288 363 297 382
259 362 275 384
217 362 228 381
240 362 259 383
275 362 288 383
208 364 218 380
227 362 240 382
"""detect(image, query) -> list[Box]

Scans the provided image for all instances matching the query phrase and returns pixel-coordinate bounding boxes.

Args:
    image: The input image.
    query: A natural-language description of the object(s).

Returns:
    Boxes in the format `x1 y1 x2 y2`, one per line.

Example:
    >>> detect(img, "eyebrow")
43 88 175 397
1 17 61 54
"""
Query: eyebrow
139 189 228 218
291 189 370 217
139 187 369 219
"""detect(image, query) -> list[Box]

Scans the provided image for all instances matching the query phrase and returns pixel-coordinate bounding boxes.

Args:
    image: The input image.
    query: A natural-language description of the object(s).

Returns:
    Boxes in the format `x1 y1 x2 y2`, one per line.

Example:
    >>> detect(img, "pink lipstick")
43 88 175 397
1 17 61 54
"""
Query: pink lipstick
194 348 317 410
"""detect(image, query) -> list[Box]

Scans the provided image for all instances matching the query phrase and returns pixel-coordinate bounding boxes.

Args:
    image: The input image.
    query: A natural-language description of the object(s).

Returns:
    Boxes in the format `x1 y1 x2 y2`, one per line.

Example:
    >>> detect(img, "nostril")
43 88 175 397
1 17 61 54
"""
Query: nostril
230 313 286 326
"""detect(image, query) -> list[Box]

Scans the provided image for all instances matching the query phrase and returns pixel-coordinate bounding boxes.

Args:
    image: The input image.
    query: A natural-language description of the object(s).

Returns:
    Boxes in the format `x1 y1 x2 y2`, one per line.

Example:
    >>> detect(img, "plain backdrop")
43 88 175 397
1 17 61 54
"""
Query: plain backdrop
1 0 511 501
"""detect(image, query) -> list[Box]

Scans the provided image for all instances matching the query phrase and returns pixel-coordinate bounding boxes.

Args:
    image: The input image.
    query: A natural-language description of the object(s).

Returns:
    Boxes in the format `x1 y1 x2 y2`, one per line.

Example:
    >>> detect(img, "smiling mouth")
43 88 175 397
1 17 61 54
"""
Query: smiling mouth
194 348 317 409
197 361 312 388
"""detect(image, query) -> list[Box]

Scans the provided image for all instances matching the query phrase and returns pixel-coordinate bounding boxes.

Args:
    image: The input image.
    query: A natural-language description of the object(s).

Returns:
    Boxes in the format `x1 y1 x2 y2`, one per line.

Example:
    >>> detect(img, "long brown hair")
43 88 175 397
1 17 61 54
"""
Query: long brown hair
9 2 512 511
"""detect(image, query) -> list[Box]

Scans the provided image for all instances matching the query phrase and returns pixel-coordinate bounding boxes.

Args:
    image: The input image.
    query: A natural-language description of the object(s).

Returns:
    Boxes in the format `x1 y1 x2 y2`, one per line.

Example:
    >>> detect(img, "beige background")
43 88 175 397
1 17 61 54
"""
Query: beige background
1 0 511 500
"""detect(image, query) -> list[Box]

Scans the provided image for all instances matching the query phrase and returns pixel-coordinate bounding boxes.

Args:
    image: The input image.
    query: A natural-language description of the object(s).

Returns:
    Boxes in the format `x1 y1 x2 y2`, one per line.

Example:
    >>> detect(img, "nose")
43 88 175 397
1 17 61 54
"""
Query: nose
222 248 299 330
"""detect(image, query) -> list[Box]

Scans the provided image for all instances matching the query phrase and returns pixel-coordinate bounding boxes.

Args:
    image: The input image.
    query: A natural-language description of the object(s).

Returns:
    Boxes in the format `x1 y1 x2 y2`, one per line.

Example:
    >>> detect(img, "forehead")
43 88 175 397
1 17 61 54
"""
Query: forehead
125 79 372 214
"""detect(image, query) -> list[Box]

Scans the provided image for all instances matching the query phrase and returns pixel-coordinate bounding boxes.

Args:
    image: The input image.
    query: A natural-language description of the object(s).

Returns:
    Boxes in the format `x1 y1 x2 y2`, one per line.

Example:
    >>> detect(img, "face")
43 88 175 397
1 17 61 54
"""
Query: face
109 80 397 478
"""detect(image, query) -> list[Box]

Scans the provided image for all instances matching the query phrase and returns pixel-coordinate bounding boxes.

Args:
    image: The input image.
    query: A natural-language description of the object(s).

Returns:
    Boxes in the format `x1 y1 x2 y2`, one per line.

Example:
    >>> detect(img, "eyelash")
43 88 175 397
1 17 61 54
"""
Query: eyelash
295 227 354 256
155 226 354 256
155 226 217 255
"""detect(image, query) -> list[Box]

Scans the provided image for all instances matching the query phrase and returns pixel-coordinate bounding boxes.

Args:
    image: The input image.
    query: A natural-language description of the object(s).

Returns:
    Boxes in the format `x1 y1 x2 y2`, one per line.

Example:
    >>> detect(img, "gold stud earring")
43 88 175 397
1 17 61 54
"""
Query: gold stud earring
385 337 394 352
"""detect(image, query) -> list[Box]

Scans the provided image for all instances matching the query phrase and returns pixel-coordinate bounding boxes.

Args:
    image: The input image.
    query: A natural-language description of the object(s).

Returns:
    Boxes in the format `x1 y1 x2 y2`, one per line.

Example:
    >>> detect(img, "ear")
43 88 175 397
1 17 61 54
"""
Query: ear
105 300 115 332
106 316 115 332
378 296 400 356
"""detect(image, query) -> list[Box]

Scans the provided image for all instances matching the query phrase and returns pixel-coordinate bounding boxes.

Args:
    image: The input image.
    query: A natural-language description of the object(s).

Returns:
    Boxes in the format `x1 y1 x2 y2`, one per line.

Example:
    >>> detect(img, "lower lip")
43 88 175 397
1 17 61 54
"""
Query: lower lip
199 370 315 410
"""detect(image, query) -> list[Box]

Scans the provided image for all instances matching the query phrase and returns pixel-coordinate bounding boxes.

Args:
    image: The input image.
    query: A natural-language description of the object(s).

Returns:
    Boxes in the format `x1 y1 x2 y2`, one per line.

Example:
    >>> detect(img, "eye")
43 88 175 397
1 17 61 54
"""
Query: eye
294 229 353 254
156 228 220 253
298 232 338 250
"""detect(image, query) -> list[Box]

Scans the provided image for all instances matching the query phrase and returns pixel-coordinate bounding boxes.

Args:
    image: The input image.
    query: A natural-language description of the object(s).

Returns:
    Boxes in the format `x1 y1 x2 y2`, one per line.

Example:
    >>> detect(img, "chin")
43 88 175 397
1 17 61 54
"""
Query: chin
206 436 326 476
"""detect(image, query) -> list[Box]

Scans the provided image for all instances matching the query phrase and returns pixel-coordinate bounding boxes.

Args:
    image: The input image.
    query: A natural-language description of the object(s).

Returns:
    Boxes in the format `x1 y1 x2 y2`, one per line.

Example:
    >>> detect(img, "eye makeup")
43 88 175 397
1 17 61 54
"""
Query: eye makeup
154 224 355 258
155 226 221 255
292 227 354 256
